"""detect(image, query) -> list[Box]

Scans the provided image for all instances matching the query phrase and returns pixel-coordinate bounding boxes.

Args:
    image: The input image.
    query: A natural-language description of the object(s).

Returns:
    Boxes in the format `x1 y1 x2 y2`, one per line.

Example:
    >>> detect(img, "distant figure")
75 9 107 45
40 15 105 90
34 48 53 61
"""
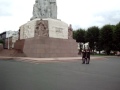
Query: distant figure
82 49 90 64
86 49 90 64
82 49 86 64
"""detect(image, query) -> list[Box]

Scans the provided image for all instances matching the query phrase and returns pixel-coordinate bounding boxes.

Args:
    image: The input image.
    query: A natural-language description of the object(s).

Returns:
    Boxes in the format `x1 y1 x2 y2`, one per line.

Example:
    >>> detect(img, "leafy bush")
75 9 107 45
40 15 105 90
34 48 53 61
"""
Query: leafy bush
0 39 4 44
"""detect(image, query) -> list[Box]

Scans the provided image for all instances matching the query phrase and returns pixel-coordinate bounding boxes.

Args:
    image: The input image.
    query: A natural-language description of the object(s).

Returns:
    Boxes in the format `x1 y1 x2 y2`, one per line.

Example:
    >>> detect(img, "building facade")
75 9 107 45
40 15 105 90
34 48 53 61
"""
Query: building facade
0 31 18 49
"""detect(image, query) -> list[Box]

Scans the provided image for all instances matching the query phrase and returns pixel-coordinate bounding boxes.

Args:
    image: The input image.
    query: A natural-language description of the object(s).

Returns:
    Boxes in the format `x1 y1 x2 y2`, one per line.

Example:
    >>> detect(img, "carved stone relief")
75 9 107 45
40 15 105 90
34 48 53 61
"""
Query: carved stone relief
35 20 49 37
31 0 57 20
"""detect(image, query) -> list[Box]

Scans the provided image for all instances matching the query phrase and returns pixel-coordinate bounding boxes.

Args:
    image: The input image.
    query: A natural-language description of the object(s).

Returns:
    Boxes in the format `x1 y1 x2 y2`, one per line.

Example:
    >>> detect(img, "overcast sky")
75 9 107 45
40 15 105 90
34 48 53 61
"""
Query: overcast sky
0 0 120 33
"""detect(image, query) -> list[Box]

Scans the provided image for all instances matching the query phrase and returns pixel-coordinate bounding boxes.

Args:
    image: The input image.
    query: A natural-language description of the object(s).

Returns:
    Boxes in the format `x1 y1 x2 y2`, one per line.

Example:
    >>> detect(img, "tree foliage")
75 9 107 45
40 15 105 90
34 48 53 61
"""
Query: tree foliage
73 29 86 43
100 25 113 55
0 39 4 44
73 22 120 55
86 26 99 53
114 22 120 51
73 29 86 54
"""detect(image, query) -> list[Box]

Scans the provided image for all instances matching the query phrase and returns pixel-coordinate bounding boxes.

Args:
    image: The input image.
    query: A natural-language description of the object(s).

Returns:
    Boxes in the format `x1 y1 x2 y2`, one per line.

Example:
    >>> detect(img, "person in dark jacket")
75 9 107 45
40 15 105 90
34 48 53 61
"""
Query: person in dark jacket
82 49 86 64
86 49 90 64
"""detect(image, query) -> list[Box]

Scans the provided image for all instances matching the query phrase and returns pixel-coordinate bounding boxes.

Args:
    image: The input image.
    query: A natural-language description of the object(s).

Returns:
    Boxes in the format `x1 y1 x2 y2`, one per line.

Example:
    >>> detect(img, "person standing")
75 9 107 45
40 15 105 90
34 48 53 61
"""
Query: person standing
82 49 86 64
86 49 90 64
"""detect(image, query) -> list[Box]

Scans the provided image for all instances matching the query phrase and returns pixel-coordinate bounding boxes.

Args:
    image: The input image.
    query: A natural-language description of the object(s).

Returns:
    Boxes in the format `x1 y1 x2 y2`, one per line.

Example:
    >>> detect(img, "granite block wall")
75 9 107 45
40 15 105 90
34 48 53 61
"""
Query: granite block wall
14 37 78 58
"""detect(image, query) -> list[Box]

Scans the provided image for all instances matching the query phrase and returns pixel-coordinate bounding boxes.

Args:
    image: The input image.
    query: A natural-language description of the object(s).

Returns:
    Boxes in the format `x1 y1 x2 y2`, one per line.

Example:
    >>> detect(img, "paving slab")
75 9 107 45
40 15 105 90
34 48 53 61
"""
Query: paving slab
0 57 120 90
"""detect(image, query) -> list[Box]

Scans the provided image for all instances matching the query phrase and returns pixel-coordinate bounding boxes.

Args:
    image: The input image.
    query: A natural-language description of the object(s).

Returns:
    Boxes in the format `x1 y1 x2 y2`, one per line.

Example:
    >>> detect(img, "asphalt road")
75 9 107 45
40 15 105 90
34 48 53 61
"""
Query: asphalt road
0 57 120 90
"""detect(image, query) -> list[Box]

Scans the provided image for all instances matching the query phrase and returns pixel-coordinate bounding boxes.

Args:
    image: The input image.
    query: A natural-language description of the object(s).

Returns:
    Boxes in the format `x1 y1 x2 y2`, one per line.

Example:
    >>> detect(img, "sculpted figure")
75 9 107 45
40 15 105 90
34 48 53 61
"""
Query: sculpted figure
31 0 57 20
32 0 41 19
68 24 73 39
49 0 57 18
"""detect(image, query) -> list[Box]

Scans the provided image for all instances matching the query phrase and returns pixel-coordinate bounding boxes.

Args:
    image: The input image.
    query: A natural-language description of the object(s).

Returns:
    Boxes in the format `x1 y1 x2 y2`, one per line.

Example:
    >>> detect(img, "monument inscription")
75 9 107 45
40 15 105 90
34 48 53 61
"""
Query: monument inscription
48 19 68 39
55 27 63 33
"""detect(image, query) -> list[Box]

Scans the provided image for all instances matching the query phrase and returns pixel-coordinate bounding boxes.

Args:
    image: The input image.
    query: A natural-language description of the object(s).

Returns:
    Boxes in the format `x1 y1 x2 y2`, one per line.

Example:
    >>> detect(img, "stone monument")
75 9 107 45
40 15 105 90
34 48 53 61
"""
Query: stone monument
31 0 57 20
14 0 78 58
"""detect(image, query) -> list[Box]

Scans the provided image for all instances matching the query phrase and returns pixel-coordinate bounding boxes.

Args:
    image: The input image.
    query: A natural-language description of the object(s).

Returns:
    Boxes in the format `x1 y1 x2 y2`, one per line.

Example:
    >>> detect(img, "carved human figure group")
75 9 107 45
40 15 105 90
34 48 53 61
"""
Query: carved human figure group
31 0 57 20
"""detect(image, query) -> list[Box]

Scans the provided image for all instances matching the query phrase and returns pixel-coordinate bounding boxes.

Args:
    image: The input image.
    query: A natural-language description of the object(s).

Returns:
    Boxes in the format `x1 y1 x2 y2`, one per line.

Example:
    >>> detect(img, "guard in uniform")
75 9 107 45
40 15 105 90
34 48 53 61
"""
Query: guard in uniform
86 49 90 64
82 49 86 64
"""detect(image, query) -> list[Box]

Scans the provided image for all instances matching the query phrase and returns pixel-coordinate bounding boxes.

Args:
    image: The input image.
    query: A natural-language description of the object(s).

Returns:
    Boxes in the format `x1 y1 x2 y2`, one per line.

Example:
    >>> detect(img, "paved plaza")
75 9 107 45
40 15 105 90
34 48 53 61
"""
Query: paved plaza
0 57 120 90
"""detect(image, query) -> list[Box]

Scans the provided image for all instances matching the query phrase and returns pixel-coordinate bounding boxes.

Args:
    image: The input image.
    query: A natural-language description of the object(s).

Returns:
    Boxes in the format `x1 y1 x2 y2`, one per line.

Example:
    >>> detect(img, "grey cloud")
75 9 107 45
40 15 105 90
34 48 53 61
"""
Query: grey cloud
72 25 81 30
73 11 120 30
0 1 12 16
94 10 120 27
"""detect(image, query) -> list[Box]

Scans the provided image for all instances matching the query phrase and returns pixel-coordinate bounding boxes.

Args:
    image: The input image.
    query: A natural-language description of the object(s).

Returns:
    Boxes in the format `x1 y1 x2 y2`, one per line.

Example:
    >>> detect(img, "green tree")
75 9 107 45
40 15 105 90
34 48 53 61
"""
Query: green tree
100 25 113 55
73 31 77 40
96 37 103 54
73 29 86 54
0 39 4 44
112 25 117 51
86 26 99 53
114 22 120 51
73 29 85 43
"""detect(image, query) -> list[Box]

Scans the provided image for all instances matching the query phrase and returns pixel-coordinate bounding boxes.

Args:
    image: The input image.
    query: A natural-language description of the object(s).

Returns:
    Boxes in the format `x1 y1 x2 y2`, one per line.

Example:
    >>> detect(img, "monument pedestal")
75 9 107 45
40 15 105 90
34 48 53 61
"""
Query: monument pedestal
15 37 78 58
15 18 78 58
